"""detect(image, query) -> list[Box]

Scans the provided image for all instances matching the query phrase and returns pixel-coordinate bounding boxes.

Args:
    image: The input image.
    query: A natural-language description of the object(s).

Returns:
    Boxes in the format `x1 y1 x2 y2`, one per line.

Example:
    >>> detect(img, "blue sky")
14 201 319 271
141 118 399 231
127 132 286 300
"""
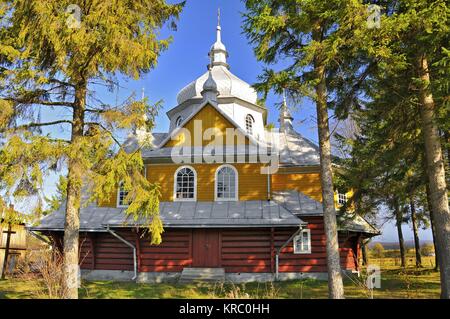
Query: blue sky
37 0 432 243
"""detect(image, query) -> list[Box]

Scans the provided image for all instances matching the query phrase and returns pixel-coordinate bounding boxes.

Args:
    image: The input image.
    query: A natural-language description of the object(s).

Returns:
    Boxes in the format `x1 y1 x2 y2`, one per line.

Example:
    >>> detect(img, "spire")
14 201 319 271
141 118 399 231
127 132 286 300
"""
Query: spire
135 87 151 145
208 8 229 69
217 8 221 42
279 89 294 132
201 68 218 102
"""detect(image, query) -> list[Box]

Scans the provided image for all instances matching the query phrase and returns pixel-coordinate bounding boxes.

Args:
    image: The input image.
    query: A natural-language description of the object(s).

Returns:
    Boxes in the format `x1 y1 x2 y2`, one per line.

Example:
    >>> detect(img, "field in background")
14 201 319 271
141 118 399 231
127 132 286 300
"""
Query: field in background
0 254 440 299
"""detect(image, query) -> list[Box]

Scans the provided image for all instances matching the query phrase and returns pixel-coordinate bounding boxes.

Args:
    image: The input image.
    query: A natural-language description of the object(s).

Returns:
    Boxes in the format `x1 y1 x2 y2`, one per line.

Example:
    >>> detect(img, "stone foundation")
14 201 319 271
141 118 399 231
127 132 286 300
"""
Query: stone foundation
80 270 331 283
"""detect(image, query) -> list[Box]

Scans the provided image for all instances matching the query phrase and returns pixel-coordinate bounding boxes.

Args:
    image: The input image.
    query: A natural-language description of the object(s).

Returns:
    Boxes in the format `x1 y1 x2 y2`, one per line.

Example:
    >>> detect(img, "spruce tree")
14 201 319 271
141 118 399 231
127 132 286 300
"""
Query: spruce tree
242 0 373 298
0 0 183 298
339 0 449 297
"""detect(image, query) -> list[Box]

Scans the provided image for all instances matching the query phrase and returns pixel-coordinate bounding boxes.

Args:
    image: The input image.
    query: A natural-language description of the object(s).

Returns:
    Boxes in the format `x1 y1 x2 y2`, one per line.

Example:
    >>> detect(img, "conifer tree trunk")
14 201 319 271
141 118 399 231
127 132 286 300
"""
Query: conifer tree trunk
417 54 450 298
361 239 369 266
426 183 439 270
443 130 449 176
395 203 406 268
410 197 422 267
313 25 344 299
63 82 87 299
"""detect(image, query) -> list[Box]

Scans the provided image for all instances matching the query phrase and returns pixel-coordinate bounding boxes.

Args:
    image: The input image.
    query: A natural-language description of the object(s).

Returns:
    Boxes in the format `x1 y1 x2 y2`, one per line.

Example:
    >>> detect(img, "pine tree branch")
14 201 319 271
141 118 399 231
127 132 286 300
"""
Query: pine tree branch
4 97 75 108
84 122 122 147
48 78 75 88
85 108 108 113
2 120 73 132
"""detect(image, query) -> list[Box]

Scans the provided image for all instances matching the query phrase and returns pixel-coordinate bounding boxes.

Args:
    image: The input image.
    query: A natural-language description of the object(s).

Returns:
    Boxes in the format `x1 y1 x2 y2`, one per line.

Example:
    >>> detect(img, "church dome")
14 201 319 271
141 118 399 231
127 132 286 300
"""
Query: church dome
176 10 258 105
176 65 258 105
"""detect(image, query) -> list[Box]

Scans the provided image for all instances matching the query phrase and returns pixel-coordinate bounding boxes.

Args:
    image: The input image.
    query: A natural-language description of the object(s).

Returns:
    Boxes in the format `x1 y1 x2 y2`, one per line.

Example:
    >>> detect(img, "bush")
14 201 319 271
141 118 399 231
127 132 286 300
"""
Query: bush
17 249 71 299
420 243 435 257
371 243 385 258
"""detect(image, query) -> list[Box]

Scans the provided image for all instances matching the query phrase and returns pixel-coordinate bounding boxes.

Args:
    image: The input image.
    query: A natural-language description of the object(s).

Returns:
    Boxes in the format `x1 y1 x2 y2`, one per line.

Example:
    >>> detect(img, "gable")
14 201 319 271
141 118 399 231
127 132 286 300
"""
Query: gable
164 104 250 147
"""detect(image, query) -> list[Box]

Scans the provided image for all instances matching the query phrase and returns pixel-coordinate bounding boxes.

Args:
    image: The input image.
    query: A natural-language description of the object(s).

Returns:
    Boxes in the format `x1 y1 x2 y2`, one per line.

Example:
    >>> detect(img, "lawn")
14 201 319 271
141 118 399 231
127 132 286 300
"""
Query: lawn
0 256 441 299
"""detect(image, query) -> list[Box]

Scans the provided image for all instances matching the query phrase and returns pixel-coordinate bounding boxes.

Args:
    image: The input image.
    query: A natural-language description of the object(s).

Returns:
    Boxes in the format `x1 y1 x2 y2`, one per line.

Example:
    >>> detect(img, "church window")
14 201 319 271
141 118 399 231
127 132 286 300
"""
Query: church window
117 182 129 207
215 165 238 201
175 116 183 127
245 114 254 135
338 192 347 205
174 166 196 201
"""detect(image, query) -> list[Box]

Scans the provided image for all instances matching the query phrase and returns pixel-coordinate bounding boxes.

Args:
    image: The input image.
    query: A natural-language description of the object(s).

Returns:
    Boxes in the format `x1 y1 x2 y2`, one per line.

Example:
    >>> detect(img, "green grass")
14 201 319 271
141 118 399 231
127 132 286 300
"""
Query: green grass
0 256 441 299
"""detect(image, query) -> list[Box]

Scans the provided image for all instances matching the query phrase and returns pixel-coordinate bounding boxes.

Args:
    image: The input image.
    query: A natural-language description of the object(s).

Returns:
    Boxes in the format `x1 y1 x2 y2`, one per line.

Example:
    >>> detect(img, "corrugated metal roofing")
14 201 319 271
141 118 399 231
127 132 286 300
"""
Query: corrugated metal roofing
30 200 305 231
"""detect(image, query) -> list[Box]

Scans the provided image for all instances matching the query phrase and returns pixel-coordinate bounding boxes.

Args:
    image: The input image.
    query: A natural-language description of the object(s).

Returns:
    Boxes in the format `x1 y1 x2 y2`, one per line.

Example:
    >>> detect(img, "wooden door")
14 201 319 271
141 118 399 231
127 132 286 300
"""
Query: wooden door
192 229 220 267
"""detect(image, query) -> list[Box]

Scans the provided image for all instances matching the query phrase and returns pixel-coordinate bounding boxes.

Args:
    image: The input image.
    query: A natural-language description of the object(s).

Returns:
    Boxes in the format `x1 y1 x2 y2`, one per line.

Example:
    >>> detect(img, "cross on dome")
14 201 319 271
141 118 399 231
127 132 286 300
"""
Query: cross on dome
209 8 229 69
176 10 258 105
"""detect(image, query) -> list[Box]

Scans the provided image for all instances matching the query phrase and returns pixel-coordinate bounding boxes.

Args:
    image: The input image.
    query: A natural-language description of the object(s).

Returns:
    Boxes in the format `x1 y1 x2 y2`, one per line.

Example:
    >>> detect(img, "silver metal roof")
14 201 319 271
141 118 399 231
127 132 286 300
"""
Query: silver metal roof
273 190 379 235
176 65 258 106
123 132 168 154
278 129 320 166
141 145 265 160
272 190 323 216
136 125 321 167
337 214 380 235
30 200 305 231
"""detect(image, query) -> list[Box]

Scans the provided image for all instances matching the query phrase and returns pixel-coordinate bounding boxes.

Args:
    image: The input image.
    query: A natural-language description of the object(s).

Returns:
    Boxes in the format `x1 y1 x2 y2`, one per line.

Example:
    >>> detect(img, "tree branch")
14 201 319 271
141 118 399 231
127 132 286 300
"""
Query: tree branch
2 120 73 132
4 97 75 108
85 108 108 113
84 122 122 147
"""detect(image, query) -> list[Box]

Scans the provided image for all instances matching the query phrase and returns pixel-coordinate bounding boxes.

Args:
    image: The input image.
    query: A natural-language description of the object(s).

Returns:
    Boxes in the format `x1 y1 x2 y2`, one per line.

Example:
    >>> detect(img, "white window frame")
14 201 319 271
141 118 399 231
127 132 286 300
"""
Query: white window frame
173 165 197 202
175 116 183 127
245 114 254 135
116 182 129 208
293 229 311 254
214 164 238 201
338 192 347 206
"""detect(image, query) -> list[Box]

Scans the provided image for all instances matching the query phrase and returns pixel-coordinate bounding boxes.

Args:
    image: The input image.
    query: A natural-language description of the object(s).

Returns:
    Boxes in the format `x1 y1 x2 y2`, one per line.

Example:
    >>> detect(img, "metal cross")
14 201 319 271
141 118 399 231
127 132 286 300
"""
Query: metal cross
217 8 220 27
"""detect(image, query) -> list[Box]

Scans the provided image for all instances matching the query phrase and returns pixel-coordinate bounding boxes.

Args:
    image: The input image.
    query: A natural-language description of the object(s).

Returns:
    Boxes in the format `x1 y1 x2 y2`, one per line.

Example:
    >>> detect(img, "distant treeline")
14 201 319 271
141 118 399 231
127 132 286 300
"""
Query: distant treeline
370 241 434 250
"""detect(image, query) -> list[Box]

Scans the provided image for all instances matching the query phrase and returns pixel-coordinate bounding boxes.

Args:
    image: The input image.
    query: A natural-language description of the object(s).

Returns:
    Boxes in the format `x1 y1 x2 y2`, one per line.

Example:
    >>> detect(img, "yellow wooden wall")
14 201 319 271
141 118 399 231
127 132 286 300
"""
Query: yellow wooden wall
98 165 356 208
146 163 268 201
96 101 354 208
98 165 354 208
271 172 323 202
272 171 353 208
164 104 249 147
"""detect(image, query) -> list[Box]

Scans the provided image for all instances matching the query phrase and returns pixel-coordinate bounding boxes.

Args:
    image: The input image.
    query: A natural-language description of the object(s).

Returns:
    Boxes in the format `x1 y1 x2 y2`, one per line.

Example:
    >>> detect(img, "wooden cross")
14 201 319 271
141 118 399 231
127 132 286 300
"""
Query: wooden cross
1 223 16 280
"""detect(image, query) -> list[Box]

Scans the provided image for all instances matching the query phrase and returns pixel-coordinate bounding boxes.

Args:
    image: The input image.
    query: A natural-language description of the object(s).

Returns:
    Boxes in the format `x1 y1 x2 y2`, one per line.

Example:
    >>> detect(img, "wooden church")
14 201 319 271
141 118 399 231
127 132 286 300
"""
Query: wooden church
31 18 379 283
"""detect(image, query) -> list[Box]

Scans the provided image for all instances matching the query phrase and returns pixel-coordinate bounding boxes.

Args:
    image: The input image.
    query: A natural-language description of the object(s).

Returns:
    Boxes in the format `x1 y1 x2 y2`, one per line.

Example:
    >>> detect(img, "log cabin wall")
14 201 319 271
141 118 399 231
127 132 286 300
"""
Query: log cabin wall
58 217 359 274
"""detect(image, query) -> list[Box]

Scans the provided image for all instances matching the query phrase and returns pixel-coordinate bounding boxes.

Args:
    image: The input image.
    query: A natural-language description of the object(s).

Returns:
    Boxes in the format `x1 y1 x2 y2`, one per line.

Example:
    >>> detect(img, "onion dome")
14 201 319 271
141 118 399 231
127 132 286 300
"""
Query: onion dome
176 9 258 106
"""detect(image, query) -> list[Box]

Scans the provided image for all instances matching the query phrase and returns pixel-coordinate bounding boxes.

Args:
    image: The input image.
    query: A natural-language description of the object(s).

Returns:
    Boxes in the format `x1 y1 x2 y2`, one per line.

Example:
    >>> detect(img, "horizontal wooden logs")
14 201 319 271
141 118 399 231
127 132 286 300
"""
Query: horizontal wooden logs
74 217 359 273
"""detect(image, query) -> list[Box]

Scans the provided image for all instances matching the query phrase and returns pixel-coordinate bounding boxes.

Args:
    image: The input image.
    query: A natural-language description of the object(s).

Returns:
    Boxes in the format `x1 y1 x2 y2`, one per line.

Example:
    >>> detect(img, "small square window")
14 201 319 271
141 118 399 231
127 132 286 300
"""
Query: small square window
338 192 347 205
293 229 311 254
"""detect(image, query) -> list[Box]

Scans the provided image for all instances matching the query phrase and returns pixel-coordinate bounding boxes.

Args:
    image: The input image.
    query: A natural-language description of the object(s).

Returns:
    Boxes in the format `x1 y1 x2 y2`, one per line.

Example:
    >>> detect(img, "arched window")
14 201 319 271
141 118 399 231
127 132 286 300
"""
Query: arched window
175 116 183 127
215 165 238 201
245 114 254 135
174 166 196 201
117 182 129 207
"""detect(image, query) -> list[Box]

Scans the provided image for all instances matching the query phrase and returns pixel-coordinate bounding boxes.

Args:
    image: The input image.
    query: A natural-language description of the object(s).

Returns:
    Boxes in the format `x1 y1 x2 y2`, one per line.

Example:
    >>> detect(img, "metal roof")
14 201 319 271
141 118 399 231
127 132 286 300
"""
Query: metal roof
272 190 323 216
278 129 321 166
272 190 379 235
30 200 305 232
133 125 321 167
337 214 380 235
